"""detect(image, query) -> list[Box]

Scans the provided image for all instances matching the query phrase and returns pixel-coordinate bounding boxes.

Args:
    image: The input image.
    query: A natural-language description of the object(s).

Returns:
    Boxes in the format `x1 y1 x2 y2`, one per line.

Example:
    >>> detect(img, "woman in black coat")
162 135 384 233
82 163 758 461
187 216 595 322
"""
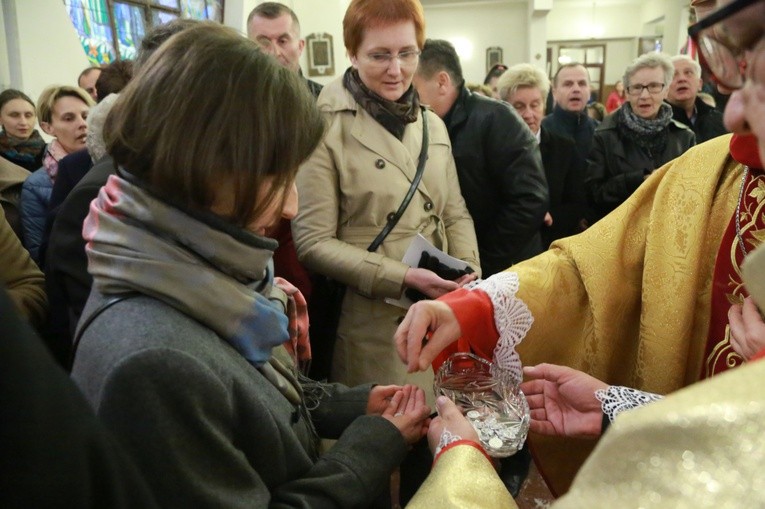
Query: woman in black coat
585 53 695 217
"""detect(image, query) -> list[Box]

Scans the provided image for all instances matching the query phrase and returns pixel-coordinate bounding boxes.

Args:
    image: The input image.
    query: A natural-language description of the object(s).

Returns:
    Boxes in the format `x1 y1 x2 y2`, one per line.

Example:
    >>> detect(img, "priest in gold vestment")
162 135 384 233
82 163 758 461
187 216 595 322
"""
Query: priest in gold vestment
408 357 765 508
396 0 765 495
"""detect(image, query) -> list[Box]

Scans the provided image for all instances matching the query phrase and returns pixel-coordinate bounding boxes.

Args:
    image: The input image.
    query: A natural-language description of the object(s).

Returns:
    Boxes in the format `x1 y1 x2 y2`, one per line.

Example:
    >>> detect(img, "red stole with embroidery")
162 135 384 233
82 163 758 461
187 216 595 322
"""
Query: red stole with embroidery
702 135 764 378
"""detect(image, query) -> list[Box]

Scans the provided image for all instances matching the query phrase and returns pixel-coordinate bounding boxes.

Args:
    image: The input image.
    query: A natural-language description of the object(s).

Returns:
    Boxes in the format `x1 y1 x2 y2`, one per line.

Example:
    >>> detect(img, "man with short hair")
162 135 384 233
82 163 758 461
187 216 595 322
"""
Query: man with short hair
667 54 728 143
247 2 322 98
413 39 548 276
541 63 598 159
499 63 591 246
77 67 101 103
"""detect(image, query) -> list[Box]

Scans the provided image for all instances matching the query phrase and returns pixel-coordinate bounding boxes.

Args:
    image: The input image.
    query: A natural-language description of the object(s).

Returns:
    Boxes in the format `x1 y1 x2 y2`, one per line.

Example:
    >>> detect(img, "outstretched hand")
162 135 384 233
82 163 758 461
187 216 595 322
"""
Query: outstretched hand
728 297 765 360
394 300 462 373
520 363 608 439
381 385 431 446
367 384 403 415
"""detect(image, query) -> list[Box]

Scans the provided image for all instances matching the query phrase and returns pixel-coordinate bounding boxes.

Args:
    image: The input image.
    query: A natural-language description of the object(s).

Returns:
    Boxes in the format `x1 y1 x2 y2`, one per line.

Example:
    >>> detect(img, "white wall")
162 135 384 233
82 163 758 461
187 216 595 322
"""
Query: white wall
8 0 90 105
0 0 10 91
0 0 694 97
424 1 528 84
548 2 642 40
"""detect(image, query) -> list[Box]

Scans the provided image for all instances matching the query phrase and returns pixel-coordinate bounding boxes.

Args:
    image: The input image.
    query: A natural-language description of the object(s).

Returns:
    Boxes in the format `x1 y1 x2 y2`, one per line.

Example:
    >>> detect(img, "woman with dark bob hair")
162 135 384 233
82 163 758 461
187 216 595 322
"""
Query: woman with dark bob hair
71 23 430 507
293 0 480 402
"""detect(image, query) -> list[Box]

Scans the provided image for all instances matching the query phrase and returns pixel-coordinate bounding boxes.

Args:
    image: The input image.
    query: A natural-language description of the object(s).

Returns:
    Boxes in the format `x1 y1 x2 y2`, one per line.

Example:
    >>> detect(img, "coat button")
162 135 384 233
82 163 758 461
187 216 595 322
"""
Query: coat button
375 159 386 169
424 201 433 211
386 212 396 222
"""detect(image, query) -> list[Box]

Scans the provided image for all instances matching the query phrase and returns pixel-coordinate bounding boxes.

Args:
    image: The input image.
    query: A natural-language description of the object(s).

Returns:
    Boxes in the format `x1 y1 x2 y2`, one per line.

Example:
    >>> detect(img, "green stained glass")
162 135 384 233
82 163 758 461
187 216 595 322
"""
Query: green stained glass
64 0 223 63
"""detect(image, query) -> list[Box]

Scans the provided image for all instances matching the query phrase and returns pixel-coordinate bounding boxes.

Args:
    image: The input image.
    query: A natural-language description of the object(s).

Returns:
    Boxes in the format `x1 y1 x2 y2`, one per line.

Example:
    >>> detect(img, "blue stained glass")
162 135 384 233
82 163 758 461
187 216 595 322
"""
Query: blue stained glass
153 0 180 7
181 0 222 22
63 0 116 65
152 10 178 25
112 1 146 61
65 0 223 63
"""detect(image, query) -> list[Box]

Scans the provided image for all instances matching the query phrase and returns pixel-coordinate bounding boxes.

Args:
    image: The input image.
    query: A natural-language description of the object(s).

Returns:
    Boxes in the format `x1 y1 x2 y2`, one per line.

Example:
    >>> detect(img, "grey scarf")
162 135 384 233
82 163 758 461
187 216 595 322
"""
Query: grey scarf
616 102 673 155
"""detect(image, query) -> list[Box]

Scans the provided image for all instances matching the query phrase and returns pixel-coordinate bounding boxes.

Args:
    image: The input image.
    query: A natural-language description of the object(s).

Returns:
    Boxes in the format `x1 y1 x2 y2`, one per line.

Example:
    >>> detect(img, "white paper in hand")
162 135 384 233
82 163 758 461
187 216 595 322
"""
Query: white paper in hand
385 233 471 310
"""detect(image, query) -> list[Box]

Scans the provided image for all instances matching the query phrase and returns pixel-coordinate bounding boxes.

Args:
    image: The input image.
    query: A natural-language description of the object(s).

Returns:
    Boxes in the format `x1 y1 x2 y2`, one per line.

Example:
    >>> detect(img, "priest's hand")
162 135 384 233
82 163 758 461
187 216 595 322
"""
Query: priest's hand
521 363 608 439
728 297 765 360
427 396 480 457
394 300 461 373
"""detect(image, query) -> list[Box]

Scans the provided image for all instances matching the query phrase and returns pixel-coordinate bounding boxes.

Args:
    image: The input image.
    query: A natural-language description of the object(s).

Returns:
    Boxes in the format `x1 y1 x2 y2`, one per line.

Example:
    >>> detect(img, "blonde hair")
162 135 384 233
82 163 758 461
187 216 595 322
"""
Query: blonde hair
36 85 94 124
497 63 550 103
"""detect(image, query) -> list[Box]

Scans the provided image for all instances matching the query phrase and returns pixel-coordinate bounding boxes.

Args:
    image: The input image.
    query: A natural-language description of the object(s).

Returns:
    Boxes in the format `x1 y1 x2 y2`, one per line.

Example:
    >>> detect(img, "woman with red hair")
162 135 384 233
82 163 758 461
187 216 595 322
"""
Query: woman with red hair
293 0 479 400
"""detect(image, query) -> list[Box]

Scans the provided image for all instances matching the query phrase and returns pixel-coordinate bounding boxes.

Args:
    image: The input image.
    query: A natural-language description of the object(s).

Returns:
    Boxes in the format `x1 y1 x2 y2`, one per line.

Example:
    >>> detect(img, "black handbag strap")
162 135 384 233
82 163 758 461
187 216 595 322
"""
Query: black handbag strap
367 107 429 253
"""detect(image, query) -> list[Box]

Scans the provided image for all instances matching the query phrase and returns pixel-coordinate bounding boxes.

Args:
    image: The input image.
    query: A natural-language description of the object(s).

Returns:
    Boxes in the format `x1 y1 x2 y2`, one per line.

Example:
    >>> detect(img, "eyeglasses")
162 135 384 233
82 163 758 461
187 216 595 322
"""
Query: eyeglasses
688 0 761 90
364 50 421 68
626 82 665 96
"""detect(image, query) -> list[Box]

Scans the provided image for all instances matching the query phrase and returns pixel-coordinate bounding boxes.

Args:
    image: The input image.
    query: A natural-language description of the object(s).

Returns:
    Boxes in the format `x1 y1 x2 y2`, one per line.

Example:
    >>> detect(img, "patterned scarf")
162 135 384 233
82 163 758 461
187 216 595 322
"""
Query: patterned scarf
43 139 69 183
615 102 673 156
343 67 420 140
83 173 301 369
0 129 45 170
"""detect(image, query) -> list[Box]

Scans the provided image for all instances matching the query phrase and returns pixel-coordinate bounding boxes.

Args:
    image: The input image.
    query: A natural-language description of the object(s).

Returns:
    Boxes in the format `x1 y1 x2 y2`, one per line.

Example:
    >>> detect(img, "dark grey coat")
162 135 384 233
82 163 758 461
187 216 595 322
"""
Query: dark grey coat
71 292 408 508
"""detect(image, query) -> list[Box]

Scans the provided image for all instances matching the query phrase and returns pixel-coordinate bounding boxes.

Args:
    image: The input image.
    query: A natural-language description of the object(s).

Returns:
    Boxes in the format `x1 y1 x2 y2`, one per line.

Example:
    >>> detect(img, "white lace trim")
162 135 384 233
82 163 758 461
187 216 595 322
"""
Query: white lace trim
595 386 664 422
434 429 462 457
467 272 533 384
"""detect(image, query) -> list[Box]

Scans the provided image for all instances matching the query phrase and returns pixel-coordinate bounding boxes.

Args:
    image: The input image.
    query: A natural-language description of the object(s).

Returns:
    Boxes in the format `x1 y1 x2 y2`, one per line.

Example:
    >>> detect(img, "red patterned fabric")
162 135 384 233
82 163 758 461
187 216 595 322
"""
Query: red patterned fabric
701 135 765 378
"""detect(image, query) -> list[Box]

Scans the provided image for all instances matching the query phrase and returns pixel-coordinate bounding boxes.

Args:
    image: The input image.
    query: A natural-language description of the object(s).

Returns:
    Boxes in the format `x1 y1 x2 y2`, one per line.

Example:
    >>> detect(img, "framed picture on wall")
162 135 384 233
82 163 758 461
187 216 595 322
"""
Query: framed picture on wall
306 32 334 77
486 47 503 73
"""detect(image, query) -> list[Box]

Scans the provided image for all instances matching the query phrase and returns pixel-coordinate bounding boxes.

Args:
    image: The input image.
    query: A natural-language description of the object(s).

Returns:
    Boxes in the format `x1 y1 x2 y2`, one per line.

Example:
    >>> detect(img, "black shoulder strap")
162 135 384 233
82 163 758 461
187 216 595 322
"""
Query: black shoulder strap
368 107 429 253
70 293 138 364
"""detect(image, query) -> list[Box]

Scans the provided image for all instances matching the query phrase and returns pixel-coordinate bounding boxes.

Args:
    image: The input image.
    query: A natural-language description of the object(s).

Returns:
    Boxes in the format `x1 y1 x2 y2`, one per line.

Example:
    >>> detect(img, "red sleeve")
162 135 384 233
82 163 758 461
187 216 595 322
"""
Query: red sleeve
431 288 500 370
433 439 492 465
751 347 765 362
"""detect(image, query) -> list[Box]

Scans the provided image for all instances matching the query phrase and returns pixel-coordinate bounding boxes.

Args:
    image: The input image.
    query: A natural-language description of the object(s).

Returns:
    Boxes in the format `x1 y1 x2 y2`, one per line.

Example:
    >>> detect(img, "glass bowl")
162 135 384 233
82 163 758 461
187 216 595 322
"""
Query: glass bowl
434 352 530 457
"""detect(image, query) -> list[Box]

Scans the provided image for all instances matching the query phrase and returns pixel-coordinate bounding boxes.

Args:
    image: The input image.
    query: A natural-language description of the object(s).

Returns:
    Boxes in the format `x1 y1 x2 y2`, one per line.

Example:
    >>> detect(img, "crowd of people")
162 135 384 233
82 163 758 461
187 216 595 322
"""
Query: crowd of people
1 0 763 506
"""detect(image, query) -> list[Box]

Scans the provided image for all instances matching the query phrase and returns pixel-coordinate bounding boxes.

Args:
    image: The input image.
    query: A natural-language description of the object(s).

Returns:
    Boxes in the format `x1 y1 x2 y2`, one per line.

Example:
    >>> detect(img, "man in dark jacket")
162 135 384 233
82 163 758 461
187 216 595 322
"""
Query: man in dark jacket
667 54 728 143
414 39 548 276
0 285 159 508
541 63 599 160
498 63 593 247
247 2 322 99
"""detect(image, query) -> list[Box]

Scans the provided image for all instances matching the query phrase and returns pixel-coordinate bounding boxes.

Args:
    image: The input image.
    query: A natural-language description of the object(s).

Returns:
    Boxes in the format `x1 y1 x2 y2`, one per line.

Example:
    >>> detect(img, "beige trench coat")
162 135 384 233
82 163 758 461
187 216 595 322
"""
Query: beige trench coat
293 77 480 399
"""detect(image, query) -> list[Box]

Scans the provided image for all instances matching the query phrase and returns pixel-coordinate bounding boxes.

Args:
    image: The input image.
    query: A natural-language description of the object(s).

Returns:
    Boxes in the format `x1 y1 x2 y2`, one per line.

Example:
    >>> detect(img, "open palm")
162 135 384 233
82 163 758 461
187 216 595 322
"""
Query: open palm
520 363 608 438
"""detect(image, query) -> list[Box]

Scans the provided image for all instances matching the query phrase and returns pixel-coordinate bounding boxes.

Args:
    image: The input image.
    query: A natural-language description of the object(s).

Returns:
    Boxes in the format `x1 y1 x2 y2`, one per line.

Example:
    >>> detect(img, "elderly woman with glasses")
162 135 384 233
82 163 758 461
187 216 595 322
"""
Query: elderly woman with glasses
293 0 479 395
584 52 696 216
393 0 765 496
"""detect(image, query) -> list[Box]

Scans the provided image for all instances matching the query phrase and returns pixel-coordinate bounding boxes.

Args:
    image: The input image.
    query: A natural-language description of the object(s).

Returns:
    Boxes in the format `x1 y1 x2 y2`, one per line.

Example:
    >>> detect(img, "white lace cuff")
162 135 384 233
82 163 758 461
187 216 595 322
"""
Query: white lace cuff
466 272 533 384
595 386 664 423
434 429 462 457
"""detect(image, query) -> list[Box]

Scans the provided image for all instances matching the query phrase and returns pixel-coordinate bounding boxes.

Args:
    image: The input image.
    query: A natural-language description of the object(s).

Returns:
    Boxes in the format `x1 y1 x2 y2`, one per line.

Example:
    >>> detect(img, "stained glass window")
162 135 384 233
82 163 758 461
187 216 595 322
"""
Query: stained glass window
64 0 223 65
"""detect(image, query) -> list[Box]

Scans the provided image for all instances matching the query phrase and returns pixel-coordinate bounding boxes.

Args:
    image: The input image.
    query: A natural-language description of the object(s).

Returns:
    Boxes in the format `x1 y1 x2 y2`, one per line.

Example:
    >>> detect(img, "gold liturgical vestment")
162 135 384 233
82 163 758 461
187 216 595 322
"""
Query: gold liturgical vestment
511 135 743 493
407 358 765 509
